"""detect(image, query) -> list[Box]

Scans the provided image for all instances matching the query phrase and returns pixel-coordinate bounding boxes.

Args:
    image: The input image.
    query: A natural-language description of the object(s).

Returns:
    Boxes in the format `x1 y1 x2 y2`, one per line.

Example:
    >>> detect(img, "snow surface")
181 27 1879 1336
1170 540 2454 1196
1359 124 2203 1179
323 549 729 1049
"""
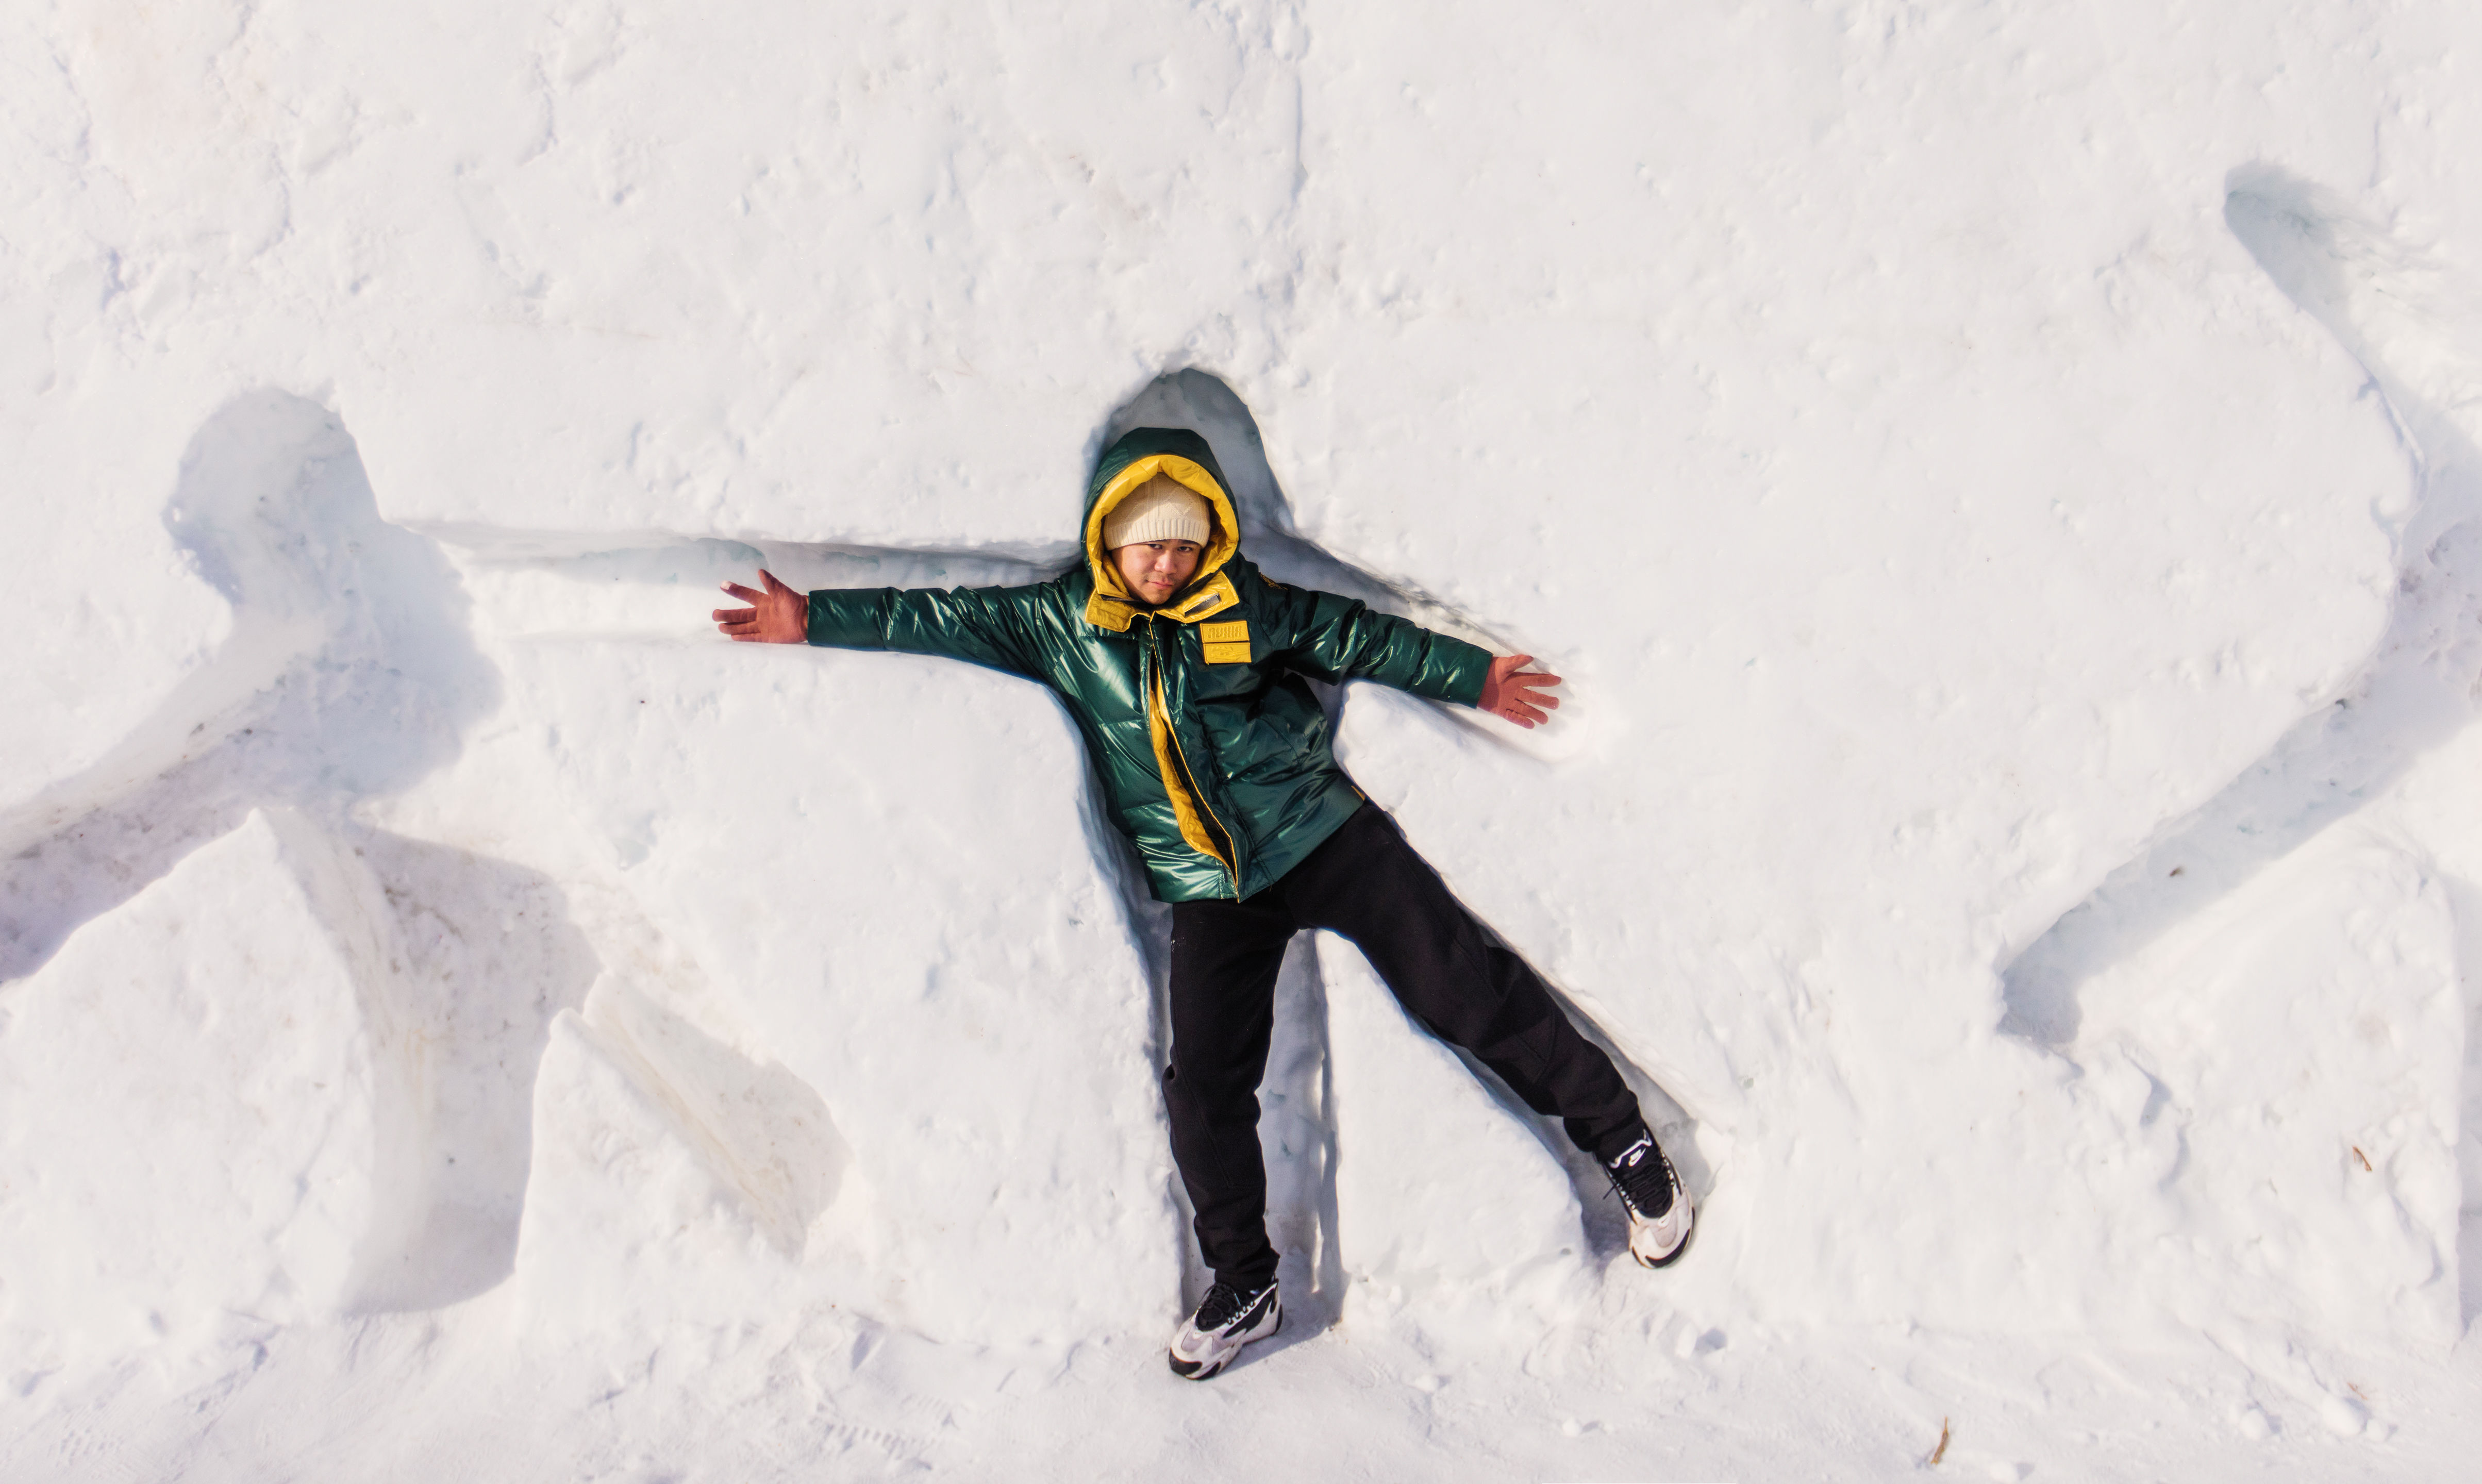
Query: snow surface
6 0 2482 1478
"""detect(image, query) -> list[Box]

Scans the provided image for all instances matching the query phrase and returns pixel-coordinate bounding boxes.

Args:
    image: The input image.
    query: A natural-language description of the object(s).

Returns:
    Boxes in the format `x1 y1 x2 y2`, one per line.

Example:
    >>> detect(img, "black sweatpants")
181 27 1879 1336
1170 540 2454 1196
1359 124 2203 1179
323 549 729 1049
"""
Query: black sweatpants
1162 802 1643 1291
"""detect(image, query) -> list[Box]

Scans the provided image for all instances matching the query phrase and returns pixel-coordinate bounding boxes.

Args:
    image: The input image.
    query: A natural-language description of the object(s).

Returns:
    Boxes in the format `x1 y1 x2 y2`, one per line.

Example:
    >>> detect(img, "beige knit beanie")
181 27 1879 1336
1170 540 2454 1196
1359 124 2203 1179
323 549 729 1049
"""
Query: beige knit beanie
1102 475 1213 548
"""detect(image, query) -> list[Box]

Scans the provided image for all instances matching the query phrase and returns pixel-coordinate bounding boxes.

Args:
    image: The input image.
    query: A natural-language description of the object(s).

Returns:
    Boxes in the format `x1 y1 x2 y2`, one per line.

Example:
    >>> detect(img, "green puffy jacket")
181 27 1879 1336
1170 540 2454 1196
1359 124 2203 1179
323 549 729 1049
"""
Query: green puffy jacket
806 427 1492 902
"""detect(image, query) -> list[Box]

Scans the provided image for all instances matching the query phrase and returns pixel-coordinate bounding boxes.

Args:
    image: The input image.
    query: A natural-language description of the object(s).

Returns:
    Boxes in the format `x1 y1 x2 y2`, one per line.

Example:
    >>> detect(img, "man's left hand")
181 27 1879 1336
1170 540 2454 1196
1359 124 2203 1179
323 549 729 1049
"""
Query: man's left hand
1479 654 1561 728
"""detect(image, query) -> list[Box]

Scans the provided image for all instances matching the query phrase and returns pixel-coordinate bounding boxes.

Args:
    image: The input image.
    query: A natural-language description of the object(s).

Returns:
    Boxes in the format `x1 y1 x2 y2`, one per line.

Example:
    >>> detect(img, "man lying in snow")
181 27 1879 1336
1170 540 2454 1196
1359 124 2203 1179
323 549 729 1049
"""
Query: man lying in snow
713 426 1692 1379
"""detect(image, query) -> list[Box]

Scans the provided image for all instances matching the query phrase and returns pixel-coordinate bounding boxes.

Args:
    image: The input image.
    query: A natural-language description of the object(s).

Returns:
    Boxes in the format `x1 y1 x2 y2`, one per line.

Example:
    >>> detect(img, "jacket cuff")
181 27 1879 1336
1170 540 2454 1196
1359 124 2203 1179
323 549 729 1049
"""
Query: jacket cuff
806 589 887 648
1438 637 1493 708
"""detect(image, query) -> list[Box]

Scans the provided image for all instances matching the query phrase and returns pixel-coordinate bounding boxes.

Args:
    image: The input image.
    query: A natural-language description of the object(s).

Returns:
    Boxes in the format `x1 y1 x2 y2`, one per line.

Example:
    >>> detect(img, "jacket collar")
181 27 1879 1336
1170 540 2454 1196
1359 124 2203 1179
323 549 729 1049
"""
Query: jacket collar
1084 568 1240 632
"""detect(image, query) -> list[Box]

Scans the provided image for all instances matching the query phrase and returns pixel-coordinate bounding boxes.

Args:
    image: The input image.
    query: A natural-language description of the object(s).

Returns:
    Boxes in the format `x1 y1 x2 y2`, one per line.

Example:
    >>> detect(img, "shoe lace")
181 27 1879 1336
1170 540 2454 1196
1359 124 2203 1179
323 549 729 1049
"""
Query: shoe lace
1604 1133 1677 1220
1194 1280 1271 1331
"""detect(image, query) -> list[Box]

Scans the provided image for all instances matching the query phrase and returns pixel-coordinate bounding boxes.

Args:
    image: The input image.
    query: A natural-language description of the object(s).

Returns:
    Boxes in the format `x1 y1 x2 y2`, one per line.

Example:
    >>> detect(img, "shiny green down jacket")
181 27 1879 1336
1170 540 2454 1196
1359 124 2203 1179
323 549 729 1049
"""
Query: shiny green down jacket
806 426 1492 903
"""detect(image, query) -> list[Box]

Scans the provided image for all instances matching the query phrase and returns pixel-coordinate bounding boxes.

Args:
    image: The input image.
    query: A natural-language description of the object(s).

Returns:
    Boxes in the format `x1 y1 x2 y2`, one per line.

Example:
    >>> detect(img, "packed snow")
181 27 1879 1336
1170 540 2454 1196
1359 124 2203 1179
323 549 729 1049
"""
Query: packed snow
6 0 2482 1477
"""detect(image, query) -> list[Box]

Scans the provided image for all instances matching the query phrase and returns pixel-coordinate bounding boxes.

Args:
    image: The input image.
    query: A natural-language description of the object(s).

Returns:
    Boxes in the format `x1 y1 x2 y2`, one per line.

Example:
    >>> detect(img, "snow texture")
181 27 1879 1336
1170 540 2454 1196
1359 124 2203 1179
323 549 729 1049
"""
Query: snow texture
6 1 2482 1478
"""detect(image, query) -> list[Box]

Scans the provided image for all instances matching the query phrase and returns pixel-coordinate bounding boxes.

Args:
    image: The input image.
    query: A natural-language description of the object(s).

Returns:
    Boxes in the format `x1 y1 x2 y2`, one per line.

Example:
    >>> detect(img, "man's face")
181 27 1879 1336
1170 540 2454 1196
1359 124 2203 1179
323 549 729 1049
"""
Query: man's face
1113 540 1203 608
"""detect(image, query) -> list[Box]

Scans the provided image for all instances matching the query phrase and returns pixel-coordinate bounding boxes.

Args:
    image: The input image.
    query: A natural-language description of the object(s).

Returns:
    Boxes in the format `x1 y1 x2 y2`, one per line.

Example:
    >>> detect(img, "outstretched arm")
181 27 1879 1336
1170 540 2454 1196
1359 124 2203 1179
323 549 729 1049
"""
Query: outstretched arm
1477 653 1561 728
1262 582 1558 727
715 567 1048 676
713 569 808 643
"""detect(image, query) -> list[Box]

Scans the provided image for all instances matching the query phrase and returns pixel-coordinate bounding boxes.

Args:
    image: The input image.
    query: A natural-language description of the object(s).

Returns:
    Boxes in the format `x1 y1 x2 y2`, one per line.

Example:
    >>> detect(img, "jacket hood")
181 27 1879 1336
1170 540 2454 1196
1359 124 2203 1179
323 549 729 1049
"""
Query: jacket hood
1080 426 1244 631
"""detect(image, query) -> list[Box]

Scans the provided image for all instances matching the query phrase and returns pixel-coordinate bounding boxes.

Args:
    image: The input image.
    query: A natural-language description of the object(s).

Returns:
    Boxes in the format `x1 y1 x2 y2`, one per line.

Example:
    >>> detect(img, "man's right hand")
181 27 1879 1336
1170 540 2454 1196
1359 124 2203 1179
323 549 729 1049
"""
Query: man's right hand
714 569 808 644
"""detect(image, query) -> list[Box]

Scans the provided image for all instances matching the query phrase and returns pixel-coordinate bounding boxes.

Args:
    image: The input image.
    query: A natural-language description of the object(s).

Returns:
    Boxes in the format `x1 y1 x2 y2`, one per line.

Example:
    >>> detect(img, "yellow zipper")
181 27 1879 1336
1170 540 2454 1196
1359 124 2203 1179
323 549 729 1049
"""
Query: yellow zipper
1148 620 1241 894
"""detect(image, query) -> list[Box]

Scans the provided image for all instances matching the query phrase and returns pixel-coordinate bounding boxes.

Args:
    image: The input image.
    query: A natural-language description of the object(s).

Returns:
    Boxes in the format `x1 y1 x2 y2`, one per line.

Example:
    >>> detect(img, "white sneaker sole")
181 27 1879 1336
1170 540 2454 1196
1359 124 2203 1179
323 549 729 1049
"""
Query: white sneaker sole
1168 1289 1282 1380
1629 1184 1695 1268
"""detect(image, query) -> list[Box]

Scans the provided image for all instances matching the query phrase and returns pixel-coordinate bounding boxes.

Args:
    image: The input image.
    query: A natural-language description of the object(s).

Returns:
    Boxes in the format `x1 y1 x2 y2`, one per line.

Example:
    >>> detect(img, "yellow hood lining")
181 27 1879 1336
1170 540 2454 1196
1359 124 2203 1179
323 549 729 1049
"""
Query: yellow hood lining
1082 455 1243 631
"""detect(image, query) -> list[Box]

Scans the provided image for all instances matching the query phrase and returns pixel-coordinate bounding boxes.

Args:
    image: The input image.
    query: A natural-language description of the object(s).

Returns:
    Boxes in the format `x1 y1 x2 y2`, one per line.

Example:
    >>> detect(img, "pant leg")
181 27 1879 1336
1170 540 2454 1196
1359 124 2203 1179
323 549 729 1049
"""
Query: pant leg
1281 804 1644 1160
1164 893 1297 1291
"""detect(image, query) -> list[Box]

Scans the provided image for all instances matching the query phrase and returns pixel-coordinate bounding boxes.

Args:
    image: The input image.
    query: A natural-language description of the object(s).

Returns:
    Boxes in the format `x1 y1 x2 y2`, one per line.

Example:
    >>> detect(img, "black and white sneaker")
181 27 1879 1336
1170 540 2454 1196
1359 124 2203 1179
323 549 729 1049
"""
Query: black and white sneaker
1167 1279 1281 1380
1604 1128 1694 1268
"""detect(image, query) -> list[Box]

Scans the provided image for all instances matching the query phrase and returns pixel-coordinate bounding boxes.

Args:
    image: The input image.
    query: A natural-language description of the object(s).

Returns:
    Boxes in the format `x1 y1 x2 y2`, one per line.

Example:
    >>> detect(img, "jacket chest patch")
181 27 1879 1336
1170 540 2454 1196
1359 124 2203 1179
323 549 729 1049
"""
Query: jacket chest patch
1197 618 1251 665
